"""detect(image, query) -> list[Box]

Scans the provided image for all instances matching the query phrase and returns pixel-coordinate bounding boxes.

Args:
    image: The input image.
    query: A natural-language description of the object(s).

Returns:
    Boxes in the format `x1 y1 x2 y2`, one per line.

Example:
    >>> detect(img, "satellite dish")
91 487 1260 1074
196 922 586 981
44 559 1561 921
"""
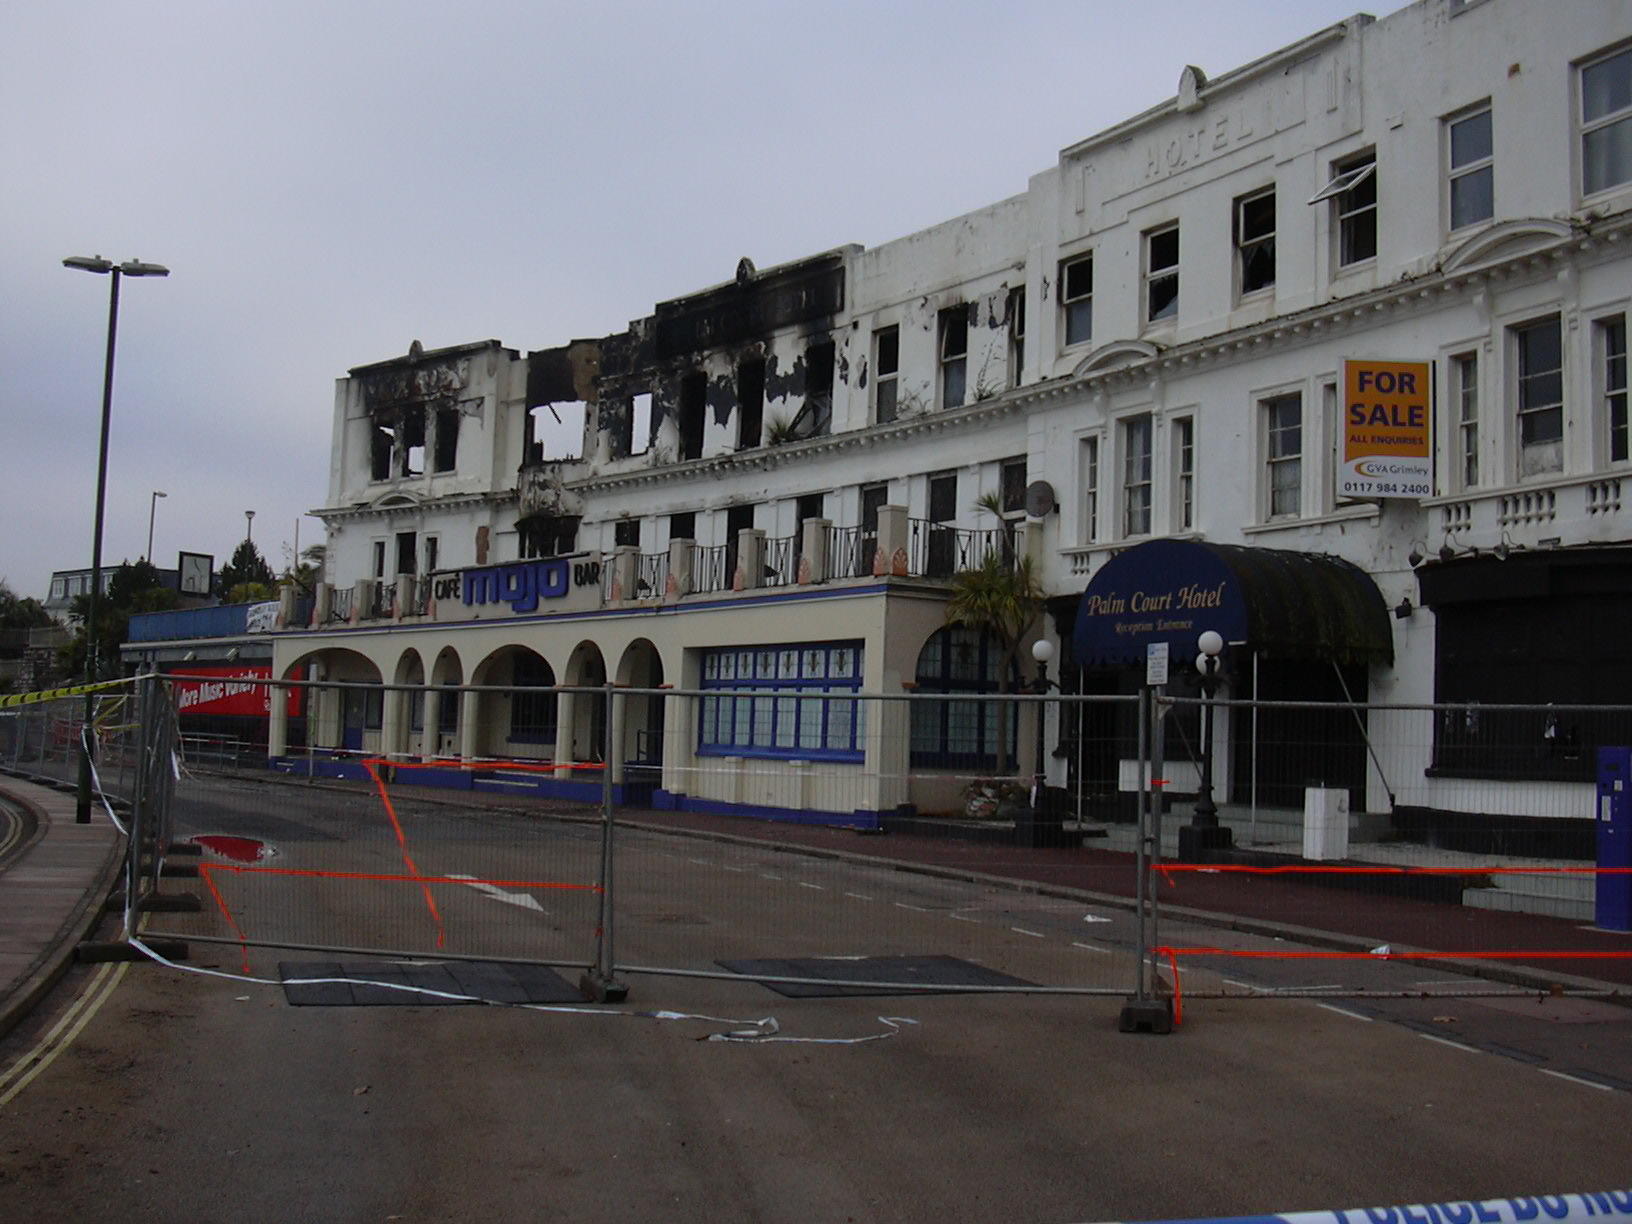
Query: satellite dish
1024 480 1057 518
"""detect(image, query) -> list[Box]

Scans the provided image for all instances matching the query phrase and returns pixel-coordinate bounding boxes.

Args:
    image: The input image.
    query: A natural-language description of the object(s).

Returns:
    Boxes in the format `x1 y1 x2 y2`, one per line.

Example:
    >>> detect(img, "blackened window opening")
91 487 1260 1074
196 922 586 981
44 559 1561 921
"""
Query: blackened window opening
737 358 765 449
679 372 707 461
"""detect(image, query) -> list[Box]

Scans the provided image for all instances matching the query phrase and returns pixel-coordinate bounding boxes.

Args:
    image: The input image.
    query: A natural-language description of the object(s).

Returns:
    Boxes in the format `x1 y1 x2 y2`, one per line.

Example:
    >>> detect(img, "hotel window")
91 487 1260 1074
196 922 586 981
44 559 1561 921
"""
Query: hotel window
939 307 968 409
910 627 1016 771
1061 255 1093 347
1311 153 1376 267
1144 224 1179 323
1263 393 1302 518
1174 417 1195 530
699 642 864 762
1514 316 1564 477
1603 316 1628 464
874 326 900 423
371 541 386 579
1121 415 1153 537
1235 188 1276 295
424 536 439 576
1447 106 1493 231
737 356 765 449
1007 287 1026 387
613 519 640 549
1453 352 1480 488
1582 46 1632 196
1080 436 1100 543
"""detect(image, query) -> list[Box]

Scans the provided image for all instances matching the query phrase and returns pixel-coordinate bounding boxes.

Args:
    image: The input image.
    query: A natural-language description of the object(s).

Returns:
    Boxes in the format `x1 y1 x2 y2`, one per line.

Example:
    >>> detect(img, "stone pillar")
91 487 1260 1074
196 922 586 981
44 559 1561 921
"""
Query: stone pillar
267 680 288 758
874 504 909 577
422 688 442 758
395 573 416 621
799 518 831 585
312 583 332 628
734 528 766 590
351 579 373 625
382 685 408 761
458 688 481 761
666 538 693 600
276 584 298 630
609 546 639 602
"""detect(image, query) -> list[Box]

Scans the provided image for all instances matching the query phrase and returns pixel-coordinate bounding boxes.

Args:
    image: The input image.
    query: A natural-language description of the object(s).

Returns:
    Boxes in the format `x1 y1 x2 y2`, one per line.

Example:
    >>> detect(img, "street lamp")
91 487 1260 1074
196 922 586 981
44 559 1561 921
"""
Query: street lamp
146 490 167 562
1028 638 1058 838
64 254 169 822
245 509 255 544
1178 629 1233 858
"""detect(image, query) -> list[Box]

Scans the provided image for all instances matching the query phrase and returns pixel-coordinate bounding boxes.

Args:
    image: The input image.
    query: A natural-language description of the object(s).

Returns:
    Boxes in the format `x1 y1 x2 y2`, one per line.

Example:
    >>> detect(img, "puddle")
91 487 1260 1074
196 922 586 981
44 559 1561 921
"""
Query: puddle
189 834 276 863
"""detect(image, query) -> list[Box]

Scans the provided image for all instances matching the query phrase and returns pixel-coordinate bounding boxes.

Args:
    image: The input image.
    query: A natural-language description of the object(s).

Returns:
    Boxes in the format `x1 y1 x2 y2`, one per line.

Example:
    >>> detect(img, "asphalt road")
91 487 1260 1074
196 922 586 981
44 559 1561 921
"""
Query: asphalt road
0 775 1628 1222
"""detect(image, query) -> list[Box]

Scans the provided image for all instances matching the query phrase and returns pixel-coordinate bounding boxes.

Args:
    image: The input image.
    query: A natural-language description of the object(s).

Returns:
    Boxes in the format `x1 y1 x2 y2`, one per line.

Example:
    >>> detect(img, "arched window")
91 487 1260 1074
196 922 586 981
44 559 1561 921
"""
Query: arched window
910 627 1016 769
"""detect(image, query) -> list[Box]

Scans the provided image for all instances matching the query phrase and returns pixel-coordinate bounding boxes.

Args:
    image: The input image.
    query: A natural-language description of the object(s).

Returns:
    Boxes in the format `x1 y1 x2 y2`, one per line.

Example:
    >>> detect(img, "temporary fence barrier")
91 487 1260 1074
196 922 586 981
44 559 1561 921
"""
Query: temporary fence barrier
114 675 1632 1021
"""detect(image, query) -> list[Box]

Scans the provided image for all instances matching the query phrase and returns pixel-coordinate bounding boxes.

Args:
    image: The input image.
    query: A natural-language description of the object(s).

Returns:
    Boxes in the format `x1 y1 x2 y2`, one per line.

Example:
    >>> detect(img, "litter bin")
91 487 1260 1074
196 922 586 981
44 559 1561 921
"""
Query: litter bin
1597 746 1631 932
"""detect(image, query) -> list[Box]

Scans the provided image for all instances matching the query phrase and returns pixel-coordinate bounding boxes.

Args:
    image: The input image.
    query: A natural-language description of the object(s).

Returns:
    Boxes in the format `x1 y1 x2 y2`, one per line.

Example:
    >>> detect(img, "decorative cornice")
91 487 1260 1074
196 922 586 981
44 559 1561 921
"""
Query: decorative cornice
312 490 516 524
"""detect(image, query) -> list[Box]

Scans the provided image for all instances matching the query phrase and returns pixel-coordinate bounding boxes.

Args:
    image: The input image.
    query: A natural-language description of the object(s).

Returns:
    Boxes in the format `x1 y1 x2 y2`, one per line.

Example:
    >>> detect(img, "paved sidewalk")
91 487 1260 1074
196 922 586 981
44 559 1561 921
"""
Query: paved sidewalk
0 775 126 1040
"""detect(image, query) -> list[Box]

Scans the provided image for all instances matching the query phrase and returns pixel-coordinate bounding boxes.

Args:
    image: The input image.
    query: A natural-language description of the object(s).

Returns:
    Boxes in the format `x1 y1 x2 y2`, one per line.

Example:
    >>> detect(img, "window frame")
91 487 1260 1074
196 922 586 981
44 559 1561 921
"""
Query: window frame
874 326 900 423
1007 287 1026 388
1446 104 1494 232
909 627 1017 771
1512 315 1565 478
939 307 969 409
1080 434 1101 545
1061 254 1093 348
1452 351 1480 490
698 641 865 763
1599 314 1628 466
1312 153 1377 269
1120 414 1153 538
1173 416 1195 531
1234 187 1277 297
1261 392 1304 520
1144 224 1180 325
1581 45 1632 198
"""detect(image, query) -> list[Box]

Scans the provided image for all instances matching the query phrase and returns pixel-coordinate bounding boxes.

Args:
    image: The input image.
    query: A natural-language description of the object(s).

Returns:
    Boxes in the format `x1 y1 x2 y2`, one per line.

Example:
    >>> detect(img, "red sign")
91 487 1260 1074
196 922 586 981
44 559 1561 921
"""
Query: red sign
170 667 302 718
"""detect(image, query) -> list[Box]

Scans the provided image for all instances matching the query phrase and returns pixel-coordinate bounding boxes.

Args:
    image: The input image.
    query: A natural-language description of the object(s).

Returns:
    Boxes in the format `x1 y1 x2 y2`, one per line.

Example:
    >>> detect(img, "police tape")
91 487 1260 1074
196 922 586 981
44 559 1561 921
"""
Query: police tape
1116 1191 1632 1224
0 678 139 709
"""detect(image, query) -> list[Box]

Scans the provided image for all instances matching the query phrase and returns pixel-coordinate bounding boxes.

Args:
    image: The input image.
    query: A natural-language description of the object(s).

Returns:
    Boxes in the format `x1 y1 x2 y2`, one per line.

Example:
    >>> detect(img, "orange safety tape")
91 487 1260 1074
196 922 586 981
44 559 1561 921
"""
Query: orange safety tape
364 760 445 949
198 865 252 975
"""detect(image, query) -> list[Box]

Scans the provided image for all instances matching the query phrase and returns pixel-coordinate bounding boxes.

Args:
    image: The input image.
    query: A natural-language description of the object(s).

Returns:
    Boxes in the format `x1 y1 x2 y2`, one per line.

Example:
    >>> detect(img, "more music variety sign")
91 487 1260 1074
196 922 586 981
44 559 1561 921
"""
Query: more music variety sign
170 667 302 717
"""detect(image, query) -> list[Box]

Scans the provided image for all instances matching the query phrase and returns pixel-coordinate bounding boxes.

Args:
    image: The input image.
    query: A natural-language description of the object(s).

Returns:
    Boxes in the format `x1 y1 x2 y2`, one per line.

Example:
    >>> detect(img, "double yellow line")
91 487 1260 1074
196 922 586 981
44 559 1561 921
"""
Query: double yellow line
0 961 128 1109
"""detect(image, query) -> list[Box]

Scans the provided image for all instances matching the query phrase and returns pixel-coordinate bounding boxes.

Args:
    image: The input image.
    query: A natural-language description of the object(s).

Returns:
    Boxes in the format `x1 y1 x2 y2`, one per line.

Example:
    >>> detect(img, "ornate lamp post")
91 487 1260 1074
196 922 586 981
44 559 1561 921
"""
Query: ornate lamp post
1178 629 1234 858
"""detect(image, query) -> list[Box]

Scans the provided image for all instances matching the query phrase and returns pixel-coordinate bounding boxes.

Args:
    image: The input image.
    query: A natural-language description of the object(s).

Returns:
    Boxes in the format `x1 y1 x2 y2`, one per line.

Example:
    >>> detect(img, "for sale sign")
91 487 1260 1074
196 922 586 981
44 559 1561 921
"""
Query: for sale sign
1340 359 1434 499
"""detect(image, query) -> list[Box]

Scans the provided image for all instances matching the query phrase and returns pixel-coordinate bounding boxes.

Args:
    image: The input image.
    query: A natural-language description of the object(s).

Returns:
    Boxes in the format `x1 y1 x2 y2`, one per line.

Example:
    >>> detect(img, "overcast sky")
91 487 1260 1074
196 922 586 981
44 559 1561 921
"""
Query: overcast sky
1 0 1401 599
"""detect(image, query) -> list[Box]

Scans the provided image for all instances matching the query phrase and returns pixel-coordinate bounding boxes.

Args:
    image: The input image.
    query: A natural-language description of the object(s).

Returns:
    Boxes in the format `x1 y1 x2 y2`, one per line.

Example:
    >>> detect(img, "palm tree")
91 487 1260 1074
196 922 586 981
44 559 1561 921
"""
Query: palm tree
944 549 1043 773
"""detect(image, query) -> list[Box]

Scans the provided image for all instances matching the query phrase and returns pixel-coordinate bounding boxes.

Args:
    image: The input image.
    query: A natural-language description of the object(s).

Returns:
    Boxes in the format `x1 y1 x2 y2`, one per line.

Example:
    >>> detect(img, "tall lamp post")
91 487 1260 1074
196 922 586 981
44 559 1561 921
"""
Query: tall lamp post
1178 629 1233 859
145 490 167 562
245 509 255 545
65 254 170 822
1026 638 1060 846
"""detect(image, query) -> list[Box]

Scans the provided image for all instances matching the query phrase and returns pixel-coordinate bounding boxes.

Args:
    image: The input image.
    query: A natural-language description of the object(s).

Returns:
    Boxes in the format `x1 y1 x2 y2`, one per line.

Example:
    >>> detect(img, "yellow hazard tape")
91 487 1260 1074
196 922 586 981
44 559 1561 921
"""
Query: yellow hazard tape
0 678 139 709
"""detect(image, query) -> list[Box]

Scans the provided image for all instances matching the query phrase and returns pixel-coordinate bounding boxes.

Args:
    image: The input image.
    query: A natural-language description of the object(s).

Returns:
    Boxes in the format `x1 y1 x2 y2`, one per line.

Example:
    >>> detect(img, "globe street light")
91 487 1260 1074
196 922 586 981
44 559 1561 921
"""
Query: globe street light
245 509 255 544
64 254 170 822
1178 629 1234 859
1028 638 1059 844
146 490 167 562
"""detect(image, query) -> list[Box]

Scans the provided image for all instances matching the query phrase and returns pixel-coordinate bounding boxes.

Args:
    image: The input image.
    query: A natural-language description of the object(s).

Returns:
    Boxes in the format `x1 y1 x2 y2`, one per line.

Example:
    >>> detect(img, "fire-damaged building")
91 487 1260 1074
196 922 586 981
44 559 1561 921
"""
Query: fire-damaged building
262 0 1631 855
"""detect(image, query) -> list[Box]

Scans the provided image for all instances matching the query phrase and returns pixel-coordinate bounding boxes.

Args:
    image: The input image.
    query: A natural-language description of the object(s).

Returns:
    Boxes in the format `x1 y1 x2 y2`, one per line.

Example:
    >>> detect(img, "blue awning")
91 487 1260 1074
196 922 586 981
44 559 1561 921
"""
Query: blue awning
1072 539 1393 668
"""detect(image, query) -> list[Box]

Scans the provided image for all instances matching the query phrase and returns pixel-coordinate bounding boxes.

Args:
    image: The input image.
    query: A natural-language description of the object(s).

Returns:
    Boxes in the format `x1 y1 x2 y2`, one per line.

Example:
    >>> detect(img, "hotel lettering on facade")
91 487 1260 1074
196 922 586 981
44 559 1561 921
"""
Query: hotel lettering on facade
267 0 1632 838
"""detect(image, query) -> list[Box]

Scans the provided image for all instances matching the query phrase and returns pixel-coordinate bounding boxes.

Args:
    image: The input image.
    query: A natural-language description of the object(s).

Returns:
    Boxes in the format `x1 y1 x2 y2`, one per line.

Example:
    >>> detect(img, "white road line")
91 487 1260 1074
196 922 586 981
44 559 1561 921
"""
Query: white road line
719 865 747 873
446 873 544 912
1221 977 1266 993
760 874 783 881
895 902 928 912
1011 926 1044 938
1071 942 1110 954
1315 1003 1374 1022
950 913 980 923
844 892 873 901
1417 1032 1481 1055
1539 1068 1616 1092
798 882 825 891
687 858 713 867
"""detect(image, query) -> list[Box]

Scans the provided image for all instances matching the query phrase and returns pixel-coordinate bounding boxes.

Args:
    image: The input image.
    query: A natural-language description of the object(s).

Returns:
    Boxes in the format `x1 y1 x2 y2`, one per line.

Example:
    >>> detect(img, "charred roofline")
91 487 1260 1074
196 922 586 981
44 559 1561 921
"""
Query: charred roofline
347 339 513 378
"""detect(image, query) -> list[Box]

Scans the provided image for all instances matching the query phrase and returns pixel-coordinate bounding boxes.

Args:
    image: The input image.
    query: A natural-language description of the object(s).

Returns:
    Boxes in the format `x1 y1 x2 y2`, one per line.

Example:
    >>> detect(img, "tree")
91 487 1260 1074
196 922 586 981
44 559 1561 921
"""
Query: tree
59 559 177 679
218 540 275 599
944 549 1044 773
284 542 326 595
0 578 53 631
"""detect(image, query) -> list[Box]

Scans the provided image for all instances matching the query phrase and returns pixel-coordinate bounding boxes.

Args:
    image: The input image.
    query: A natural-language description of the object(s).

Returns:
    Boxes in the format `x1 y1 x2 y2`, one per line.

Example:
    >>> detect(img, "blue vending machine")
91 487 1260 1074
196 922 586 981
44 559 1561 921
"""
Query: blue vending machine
1597 746 1632 932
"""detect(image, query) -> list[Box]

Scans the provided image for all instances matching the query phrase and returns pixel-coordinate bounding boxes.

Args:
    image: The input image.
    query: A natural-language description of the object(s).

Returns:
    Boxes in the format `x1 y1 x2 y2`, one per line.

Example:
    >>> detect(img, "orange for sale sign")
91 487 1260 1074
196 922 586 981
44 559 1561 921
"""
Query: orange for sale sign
1340 359 1434 499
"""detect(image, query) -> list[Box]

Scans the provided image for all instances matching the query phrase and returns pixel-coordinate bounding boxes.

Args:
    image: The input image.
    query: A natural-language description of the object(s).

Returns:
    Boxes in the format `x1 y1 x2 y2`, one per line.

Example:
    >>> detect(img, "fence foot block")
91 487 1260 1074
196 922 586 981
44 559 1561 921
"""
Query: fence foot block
578 972 629 1004
76 939 190 963
1118 998 1174 1035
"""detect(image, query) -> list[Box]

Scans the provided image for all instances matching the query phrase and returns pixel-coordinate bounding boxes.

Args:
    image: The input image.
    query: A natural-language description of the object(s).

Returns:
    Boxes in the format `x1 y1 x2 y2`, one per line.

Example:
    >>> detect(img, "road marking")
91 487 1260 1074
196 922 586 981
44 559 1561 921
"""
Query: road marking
844 892 873 901
719 865 746 873
798 882 825 891
894 902 928 912
761 874 783 882
687 858 713 867
1417 1032 1481 1055
1539 1068 1616 1093
0 962 128 1109
1221 977 1267 994
445 873 544 912
1081 914 1112 924
950 913 980 923
1011 927 1044 938
1071 942 1110 954
1315 1003 1374 1022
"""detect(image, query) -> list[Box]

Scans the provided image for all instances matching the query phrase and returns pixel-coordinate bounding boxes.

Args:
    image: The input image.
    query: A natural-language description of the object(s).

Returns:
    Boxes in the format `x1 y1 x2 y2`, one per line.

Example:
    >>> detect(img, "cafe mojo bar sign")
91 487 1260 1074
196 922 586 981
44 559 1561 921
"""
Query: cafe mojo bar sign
1073 539 1248 668
429 553 604 622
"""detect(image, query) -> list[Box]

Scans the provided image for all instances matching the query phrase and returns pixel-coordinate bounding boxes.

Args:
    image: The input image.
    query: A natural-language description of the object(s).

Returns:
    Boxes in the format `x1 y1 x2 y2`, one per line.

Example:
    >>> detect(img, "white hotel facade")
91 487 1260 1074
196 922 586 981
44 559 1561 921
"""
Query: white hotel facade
265 0 1632 847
